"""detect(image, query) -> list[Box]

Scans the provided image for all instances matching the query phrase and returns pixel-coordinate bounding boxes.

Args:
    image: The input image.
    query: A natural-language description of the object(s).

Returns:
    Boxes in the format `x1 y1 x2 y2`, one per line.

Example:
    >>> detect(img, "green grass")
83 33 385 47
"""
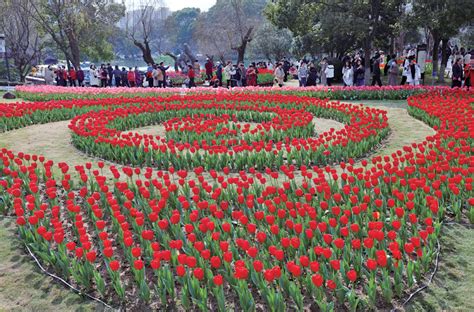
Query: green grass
406 223 474 312
0 217 104 312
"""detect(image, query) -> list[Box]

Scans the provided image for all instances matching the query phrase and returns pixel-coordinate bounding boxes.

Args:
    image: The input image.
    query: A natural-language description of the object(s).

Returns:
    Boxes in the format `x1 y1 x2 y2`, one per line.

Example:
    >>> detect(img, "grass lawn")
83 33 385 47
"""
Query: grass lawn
0 217 105 312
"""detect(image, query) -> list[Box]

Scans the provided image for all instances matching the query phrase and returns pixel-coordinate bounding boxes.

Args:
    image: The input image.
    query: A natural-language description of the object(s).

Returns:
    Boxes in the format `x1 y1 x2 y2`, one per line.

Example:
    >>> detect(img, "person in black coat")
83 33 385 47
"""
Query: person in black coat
371 53 382 86
306 65 318 86
452 57 463 88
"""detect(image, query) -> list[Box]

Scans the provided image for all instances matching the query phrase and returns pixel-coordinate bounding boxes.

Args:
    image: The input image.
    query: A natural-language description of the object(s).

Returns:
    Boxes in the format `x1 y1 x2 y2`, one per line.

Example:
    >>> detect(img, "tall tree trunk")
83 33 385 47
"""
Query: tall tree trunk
431 34 440 78
438 38 449 83
164 52 179 72
134 39 154 65
233 28 253 64
183 43 197 63
65 28 81 69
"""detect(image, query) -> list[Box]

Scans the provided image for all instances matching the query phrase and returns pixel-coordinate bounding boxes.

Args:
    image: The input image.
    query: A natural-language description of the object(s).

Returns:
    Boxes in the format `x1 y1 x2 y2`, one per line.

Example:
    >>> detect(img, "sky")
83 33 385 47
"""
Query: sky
124 0 216 11
164 0 216 11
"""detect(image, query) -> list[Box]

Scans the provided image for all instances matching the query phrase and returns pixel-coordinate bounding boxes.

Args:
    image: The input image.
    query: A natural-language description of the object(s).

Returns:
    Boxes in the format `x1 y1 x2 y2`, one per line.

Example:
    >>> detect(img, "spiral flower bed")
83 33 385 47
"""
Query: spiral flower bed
0 90 472 311
68 93 389 170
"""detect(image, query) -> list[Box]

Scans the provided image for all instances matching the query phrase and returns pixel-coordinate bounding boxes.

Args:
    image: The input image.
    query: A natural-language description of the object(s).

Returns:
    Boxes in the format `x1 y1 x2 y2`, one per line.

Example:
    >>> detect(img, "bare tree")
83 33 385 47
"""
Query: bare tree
194 0 265 63
125 0 168 64
23 0 124 69
229 0 254 64
0 0 42 81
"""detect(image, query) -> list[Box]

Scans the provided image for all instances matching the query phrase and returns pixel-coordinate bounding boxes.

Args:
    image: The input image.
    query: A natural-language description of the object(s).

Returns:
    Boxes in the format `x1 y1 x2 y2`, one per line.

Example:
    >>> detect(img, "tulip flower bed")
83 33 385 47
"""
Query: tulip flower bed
15 85 446 102
0 90 473 311
68 93 389 170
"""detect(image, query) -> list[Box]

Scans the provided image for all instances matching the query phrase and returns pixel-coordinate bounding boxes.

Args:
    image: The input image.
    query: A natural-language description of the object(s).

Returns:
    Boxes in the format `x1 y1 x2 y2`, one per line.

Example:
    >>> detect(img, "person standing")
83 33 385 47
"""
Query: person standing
238 63 247 86
89 65 99 87
298 61 308 87
320 58 328 86
76 67 84 87
283 58 291 82
120 67 129 87
153 65 161 87
223 61 233 88
205 58 214 81
246 64 257 86
274 63 285 87
45 65 55 85
406 59 421 86
370 53 382 86
68 67 77 87
306 64 318 86
342 61 353 87
158 62 169 87
61 66 68 86
325 61 335 86
400 54 410 85
107 63 114 86
451 57 463 88
464 58 474 90
127 67 136 87
354 60 365 86
100 64 108 88
387 54 399 86
113 66 122 87
216 62 223 86
146 63 154 88
187 64 196 88
193 60 200 79
134 67 143 87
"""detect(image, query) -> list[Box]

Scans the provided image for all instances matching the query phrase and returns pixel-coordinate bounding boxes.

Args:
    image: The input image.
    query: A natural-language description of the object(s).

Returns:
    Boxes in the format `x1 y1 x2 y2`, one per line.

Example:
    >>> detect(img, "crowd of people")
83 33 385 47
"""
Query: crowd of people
42 47 473 89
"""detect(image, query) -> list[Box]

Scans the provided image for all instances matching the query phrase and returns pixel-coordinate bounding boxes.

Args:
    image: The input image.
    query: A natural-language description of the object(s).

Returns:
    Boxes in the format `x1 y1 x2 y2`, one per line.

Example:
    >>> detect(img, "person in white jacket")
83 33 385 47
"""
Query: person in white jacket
342 61 354 86
89 64 99 87
406 59 421 86
274 63 285 87
325 61 335 86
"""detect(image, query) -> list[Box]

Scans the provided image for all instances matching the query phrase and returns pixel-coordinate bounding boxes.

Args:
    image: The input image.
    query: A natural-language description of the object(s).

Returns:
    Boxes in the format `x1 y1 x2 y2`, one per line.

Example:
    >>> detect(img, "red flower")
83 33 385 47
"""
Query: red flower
234 266 249 280
253 260 264 272
176 265 186 277
86 250 96 262
109 260 120 271
151 259 160 270
213 274 223 286
134 259 144 270
312 274 324 287
193 268 204 280
326 279 337 290
210 256 221 269
366 258 377 271
346 270 357 282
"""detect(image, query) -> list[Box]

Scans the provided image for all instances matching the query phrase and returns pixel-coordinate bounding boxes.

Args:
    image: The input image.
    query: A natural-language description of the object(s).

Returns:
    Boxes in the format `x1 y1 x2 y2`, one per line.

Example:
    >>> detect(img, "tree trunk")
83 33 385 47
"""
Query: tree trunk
183 43 197 63
133 39 154 65
65 29 81 69
233 28 253 64
431 34 440 78
438 38 449 83
164 52 179 72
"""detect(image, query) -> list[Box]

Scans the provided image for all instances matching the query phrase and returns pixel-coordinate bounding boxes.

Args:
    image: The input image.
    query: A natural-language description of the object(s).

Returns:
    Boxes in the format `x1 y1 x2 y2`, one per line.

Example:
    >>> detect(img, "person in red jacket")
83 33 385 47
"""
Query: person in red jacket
187 64 196 88
205 58 214 81
68 67 77 87
464 57 474 90
127 67 136 87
